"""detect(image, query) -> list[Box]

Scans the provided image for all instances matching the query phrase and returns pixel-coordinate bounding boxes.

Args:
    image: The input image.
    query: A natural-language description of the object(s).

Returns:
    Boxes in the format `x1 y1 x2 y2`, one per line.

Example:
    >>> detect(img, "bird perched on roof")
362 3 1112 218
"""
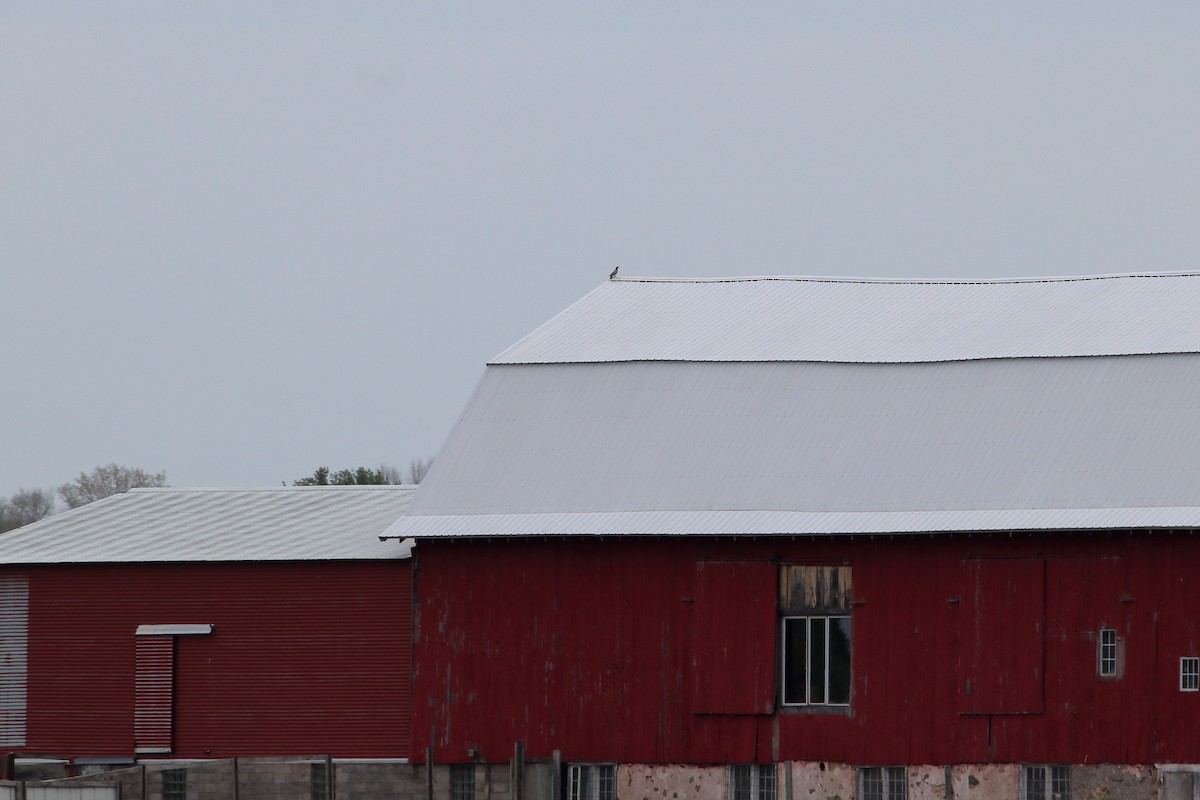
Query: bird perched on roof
609 266 619 280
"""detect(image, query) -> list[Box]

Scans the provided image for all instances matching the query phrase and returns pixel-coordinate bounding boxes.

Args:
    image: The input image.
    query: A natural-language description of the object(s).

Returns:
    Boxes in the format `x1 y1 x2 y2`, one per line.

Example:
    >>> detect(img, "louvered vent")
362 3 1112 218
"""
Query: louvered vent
134 636 175 753
0 576 27 747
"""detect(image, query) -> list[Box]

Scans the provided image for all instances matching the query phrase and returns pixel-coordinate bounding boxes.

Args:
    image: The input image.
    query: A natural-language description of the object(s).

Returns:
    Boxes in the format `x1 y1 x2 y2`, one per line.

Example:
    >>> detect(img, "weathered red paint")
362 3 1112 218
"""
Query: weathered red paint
412 532 1200 766
7 561 410 760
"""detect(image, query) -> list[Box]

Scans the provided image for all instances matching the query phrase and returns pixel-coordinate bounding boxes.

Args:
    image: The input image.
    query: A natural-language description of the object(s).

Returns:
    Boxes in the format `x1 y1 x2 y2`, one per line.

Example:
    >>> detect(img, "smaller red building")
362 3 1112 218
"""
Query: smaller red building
0 485 414 770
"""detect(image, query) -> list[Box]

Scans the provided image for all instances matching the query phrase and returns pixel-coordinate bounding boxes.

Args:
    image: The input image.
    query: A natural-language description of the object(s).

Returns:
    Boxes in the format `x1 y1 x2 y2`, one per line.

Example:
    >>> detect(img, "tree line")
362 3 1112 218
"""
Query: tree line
0 463 166 533
1 457 433 534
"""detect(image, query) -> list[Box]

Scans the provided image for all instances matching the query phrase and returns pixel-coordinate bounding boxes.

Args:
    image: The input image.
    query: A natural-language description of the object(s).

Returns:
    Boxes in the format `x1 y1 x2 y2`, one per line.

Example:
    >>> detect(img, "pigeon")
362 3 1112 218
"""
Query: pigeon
609 266 619 280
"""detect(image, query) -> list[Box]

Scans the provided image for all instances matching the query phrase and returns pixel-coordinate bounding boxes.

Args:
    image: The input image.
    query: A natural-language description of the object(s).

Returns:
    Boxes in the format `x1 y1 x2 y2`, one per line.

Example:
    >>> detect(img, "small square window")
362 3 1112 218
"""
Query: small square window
858 767 905 800
1022 765 1069 800
569 764 615 800
1098 629 1117 677
451 764 475 800
1181 657 1199 692
728 765 776 800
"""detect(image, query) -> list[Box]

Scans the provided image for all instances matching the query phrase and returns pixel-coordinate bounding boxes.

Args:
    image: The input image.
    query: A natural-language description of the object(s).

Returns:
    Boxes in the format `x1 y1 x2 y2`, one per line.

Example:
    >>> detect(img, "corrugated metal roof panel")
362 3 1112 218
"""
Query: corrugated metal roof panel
494 273 1200 365
393 355 1200 536
0 486 415 564
382 506 1200 539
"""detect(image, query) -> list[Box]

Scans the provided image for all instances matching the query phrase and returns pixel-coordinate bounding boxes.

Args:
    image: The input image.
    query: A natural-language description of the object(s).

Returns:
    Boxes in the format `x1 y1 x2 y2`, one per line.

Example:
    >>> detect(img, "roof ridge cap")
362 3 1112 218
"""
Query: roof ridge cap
612 271 1200 286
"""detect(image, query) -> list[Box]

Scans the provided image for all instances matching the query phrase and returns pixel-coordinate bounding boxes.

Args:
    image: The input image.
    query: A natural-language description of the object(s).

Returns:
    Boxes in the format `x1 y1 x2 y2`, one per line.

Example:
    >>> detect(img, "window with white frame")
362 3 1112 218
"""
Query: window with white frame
728 764 776 800
568 764 615 800
781 616 851 705
1098 628 1117 677
779 565 852 707
858 767 906 800
1181 657 1199 692
1022 765 1070 800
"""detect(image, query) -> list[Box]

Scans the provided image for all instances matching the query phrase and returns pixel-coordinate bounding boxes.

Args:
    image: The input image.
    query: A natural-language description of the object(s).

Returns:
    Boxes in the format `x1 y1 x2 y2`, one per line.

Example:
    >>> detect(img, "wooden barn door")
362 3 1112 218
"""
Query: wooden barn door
958 558 1045 715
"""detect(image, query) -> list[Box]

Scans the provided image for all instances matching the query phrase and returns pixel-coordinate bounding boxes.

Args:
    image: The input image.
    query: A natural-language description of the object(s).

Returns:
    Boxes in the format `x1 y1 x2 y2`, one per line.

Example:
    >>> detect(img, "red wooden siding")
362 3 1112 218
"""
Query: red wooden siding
11 560 410 761
133 636 174 753
413 532 1200 766
690 561 777 715
958 558 1044 715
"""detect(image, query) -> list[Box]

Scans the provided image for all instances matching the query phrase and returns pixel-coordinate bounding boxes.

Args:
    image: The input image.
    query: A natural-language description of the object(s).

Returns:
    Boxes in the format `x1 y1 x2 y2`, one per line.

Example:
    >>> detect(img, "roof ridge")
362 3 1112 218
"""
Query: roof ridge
611 271 1200 286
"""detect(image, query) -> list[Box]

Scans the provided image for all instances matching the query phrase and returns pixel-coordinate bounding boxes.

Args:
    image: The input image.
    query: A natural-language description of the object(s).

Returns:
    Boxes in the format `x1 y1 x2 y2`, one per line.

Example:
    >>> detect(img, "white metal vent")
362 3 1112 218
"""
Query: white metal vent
0 575 29 747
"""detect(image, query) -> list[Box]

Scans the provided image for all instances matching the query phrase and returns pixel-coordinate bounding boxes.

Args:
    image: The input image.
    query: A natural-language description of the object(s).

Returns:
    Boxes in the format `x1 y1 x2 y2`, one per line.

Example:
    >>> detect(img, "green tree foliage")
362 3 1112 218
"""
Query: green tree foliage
293 462 431 486
59 464 167 509
294 466 388 486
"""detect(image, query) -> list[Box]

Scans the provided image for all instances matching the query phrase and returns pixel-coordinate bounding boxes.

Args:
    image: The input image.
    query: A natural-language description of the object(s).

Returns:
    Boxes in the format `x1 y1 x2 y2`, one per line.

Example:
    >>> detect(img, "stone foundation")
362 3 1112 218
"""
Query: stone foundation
14 758 1175 800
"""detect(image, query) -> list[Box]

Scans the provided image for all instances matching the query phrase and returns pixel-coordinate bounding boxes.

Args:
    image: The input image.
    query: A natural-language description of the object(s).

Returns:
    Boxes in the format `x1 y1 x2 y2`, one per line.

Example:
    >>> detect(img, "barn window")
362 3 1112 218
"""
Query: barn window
728 764 776 800
1181 657 1200 692
1021 765 1069 800
779 566 852 707
568 764 615 800
450 764 476 800
858 767 906 800
161 768 187 800
1097 628 1118 677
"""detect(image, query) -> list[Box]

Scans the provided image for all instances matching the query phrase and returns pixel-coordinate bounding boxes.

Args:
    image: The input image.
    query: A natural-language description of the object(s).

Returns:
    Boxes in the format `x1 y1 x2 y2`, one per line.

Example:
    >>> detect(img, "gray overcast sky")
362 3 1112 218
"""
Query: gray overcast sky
3 3 1199 500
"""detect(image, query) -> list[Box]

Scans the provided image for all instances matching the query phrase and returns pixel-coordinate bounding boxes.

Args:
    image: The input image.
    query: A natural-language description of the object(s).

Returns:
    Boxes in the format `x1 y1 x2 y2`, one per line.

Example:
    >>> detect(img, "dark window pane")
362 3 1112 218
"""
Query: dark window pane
860 768 882 800
1026 766 1045 800
757 766 776 800
828 617 852 704
782 618 807 704
809 618 826 704
1050 766 1070 800
598 765 615 800
730 765 751 800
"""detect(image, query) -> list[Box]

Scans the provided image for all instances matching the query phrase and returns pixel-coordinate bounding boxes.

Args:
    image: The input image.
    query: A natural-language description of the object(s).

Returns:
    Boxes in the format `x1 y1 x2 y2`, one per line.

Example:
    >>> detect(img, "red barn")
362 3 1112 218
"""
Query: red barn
385 274 1200 800
0 485 414 771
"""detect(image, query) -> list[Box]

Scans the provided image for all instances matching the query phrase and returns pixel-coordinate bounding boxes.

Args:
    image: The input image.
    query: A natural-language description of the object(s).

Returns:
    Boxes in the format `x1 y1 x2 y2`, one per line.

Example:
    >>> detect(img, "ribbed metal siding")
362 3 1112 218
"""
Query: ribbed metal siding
134 636 174 753
0 575 27 747
27 561 411 759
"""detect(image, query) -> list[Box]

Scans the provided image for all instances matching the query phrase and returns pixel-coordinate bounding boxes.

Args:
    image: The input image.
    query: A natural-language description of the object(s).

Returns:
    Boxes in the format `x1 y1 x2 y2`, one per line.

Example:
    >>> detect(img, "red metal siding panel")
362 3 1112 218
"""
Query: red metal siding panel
133 636 173 753
415 533 1200 767
689 561 776 715
26 561 410 760
958 558 1045 715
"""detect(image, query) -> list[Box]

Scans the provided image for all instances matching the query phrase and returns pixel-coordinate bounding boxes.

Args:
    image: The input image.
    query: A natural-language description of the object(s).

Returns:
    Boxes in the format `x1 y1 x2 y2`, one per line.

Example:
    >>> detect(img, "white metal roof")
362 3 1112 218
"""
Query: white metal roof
387 269 1200 539
0 486 416 563
383 355 1200 539
494 272 1200 365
